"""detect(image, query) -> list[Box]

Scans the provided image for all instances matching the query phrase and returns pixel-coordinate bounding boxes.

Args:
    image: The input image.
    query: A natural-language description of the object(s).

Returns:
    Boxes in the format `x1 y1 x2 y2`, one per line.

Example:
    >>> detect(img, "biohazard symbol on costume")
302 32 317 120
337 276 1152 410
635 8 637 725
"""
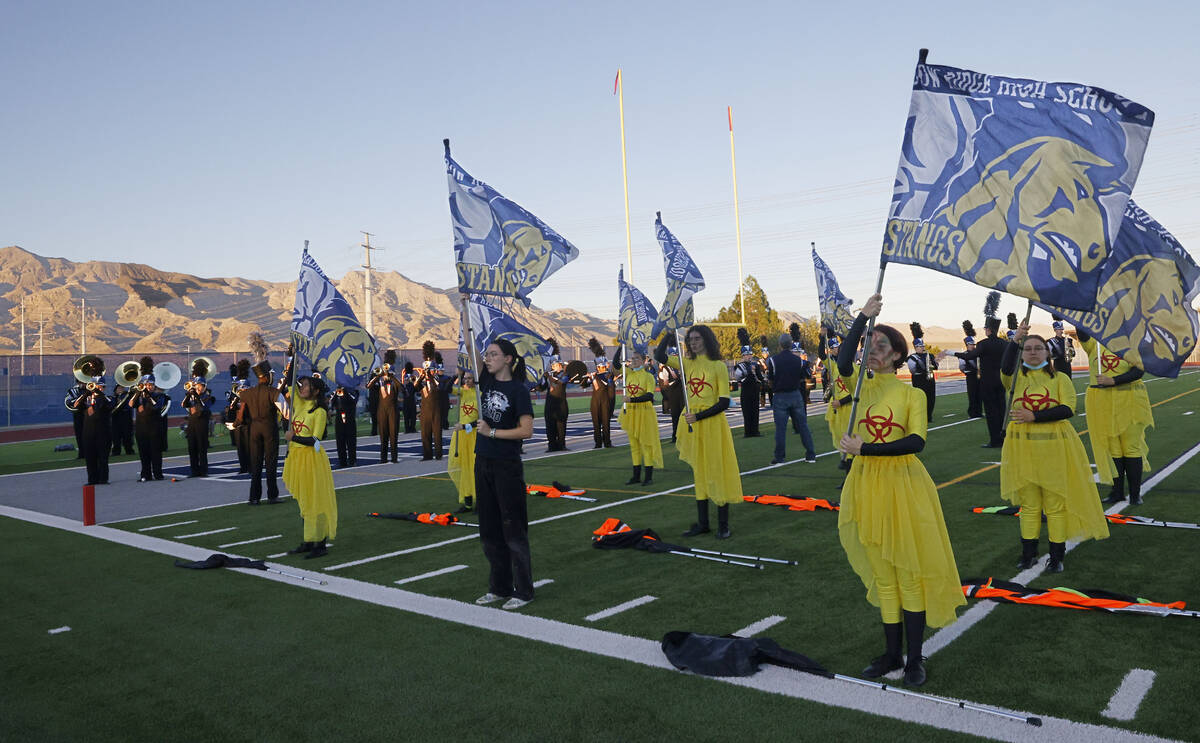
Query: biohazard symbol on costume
1013 387 1058 411
835 377 849 395
687 374 713 398
1100 352 1122 373
858 405 905 443
291 418 311 436
626 382 645 396
461 403 476 417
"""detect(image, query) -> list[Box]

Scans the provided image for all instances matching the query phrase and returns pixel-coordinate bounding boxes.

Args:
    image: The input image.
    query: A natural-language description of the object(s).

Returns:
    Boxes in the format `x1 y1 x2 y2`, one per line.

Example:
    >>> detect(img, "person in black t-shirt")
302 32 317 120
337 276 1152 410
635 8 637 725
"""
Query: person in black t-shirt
473 338 536 611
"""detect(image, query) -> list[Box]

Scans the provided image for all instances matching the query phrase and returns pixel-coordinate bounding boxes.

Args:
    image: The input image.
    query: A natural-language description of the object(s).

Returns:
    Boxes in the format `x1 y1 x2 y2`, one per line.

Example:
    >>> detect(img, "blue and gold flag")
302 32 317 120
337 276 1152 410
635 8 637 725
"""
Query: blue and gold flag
884 61 1154 310
618 267 659 354
812 247 855 337
1035 200 1199 378
466 296 553 389
650 214 706 337
446 145 580 306
291 248 381 388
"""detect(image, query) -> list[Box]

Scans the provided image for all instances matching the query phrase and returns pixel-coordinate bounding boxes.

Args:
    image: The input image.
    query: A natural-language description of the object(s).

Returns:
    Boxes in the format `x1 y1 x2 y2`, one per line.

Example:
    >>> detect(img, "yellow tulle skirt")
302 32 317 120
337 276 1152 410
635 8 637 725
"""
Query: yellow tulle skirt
448 427 477 503
838 454 965 628
1000 420 1109 542
283 443 337 542
1084 384 1153 484
676 414 742 506
619 403 664 468
824 403 852 451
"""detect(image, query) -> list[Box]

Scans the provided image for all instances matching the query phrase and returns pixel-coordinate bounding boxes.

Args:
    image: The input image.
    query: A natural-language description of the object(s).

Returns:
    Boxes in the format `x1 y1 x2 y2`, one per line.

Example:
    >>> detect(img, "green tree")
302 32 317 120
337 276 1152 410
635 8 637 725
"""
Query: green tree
707 276 783 359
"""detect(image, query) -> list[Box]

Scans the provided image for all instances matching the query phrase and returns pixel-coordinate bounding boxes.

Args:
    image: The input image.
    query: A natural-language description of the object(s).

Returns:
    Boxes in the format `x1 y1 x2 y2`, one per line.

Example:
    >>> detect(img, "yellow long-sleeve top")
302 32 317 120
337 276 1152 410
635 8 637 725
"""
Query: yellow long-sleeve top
668 355 741 505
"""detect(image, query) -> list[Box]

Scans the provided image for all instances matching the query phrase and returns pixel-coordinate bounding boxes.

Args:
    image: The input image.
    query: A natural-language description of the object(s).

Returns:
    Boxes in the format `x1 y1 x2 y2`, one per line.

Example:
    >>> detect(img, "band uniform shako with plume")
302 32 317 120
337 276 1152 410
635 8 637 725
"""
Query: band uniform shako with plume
237 333 281 503
906 322 938 423
586 337 614 448
731 328 763 437
960 320 982 418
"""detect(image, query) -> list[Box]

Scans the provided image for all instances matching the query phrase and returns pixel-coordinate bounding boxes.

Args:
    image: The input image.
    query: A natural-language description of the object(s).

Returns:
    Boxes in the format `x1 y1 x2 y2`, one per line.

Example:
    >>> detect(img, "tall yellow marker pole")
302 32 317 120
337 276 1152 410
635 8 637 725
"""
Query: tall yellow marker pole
615 69 634 281
728 106 746 324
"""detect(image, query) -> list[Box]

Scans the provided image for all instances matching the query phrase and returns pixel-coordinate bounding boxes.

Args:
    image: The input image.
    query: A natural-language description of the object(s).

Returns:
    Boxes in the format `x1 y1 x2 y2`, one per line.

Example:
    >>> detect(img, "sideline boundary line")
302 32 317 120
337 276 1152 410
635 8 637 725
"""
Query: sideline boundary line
0 503 1173 743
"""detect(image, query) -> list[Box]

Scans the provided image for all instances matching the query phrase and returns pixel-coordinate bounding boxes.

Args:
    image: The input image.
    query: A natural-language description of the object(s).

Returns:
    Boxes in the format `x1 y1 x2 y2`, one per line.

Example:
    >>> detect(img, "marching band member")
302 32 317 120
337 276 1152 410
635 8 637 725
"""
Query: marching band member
758 339 773 409
225 360 252 473
1047 315 1075 377
586 338 614 448
284 375 337 560
1002 321 1108 571
540 340 569 452
132 358 167 482
401 361 418 434
1077 328 1154 506
81 375 112 485
366 350 401 463
416 341 444 460
837 294 963 687
954 294 1008 448
183 366 214 477
959 322 982 419
367 363 381 437
448 369 479 511
237 359 282 504
65 377 87 458
732 328 763 438
618 347 663 486
656 337 685 443
906 323 938 423
330 381 360 468
661 325 742 540
109 380 135 457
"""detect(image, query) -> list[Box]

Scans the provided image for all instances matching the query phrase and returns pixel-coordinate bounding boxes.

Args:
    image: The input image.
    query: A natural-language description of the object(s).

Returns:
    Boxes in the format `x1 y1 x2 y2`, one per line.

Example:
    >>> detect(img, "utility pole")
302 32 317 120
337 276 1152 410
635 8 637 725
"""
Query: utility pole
19 300 25 375
81 297 86 355
38 310 44 375
361 231 383 338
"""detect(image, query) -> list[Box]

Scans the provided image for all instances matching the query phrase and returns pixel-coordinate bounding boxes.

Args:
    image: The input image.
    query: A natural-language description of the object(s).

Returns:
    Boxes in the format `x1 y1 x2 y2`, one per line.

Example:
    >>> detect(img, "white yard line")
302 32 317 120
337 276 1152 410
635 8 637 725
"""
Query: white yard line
394 564 469 585
218 534 283 548
585 595 657 622
47 626 71 634
533 578 555 588
137 520 198 532
174 527 237 539
267 551 289 558
732 615 786 637
1102 669 1156 721
0 502 1175 743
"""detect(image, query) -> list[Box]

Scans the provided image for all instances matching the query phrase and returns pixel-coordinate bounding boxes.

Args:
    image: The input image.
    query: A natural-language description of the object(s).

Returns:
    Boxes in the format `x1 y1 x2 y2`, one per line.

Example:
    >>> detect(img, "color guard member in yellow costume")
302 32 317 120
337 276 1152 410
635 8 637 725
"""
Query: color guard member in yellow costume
657 325 742 539
837 294 963 688
618 347 663 486
284 375 337 559
1076 328 1154 506
1000 322 1108 574
448 369 479 512
820 332 854 458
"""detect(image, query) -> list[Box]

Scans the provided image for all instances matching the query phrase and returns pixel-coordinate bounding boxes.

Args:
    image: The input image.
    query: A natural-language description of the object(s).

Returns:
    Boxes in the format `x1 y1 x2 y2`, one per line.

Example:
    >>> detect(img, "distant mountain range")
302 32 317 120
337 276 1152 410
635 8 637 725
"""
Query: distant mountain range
0 245 617 354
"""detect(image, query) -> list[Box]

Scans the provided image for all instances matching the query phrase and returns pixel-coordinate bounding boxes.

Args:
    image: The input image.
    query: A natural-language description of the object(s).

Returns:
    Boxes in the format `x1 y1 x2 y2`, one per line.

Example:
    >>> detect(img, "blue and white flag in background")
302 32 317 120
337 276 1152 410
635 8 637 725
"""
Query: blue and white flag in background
446 145 580 306
618 267 659 355
1035 200 1199 378
884 60 1154 311
650 214 706 337
812 246 855 338
465 296 553 389
291 248 381 388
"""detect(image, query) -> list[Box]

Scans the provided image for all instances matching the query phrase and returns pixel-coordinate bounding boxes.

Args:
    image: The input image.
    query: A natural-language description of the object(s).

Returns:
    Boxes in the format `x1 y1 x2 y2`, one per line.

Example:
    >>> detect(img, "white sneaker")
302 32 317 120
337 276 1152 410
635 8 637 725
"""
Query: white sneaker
475 592 504 605
502 597 530 610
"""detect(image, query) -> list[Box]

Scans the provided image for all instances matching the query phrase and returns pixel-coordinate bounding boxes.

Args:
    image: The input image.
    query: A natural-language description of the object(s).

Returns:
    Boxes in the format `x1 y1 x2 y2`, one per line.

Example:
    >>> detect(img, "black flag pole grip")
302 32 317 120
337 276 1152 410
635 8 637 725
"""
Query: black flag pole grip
443 138 451 156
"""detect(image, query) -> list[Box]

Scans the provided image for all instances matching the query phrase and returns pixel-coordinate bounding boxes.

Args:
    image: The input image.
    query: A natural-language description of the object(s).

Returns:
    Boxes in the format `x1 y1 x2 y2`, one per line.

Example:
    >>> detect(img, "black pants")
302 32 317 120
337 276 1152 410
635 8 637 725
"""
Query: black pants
666 388 683 441
544 395 567 451
965 374 982 418
913 378 936 422
440 392 452 431
475 455 533 601
82 429 110 484
740 385 760 436
378 406 399 462
110 413 134 455
73 413 85 458
187 428 209 477
420 404 442 459
590 392 612 447
247 423 279 502
234 426 251 473
402 397 417 434
335 415 357 466
135 425 162 480
981 382 1007 446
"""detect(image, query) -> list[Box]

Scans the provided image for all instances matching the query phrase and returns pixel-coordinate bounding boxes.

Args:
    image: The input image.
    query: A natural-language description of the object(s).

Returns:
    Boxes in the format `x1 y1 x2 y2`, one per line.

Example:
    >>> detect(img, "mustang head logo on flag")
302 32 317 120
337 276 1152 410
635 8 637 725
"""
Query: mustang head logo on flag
292 248 380 389
884 61 1154 311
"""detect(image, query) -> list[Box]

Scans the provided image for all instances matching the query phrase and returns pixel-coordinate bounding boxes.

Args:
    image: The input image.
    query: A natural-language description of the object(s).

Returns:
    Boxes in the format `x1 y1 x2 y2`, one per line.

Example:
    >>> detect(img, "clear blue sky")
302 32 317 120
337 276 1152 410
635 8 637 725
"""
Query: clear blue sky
4 0 1197 330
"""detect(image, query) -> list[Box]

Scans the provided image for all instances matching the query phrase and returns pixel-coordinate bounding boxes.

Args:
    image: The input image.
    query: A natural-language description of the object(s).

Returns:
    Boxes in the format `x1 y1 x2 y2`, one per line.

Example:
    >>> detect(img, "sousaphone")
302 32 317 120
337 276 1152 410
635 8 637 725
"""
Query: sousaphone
153 361 182 390
73 354 105 384
115 360 142 388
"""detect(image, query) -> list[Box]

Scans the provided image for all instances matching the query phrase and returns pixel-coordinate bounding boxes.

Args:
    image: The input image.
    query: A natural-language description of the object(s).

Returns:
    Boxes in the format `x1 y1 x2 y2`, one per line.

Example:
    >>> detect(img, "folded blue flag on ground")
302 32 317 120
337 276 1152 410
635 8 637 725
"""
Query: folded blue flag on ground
884 60 1155 311
618 267 659 354
446 146 580 306
1036 200 1199 378
291 248 381 389
812 247 855 338
651 214 705 337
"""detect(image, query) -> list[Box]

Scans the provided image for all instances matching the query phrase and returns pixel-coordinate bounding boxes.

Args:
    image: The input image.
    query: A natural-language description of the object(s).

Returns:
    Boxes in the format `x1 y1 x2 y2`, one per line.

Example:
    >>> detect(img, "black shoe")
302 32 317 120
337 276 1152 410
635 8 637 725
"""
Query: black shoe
626 466 643 485
304 542 328 559
288 542 314 554
1046 541 1065 573
682 523 710 537
248 499 261 505
903 658 927 687
266 497 282 505
1102 492 1126 505
716 525 731 539
863 653 903 678
603 443 613 448
594 443 603 449
770 458 783 465
642 467 654 486
1017 538 1039 570
154 475 164 481
980 443 1000 448
1129 493 1142 505
420 457 432 461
